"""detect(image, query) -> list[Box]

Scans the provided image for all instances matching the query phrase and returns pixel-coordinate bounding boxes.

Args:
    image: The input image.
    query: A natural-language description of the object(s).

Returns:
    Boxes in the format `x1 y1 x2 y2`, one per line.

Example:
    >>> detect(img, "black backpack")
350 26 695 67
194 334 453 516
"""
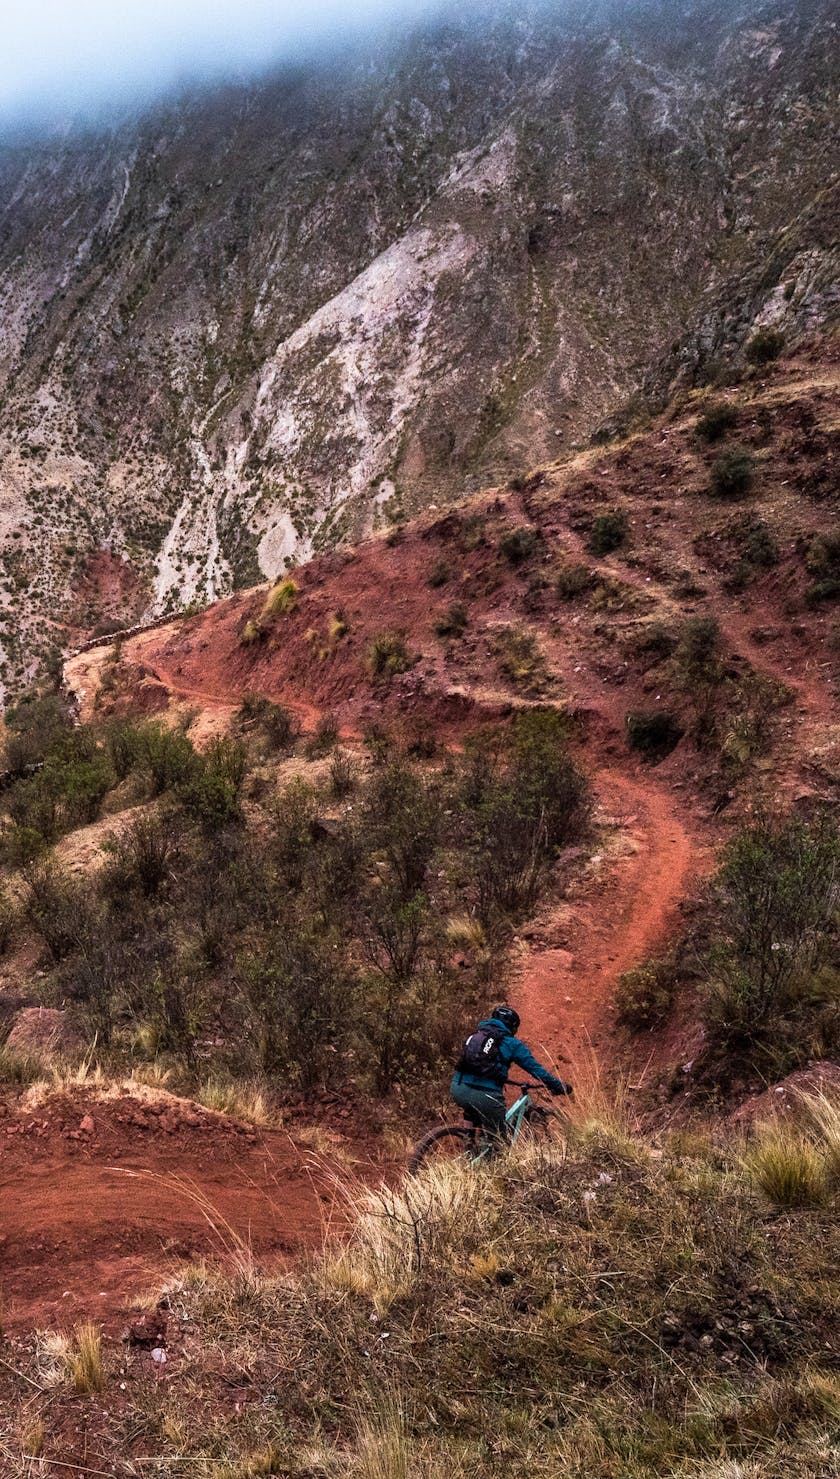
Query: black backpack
457 1026 506 1083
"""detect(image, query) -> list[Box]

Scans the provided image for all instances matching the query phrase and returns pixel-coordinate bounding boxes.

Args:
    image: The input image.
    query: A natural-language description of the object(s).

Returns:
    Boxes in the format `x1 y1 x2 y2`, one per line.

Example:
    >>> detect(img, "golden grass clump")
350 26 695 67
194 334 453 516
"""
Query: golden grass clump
198 1076 278 1127
66 1322 105 1394
262 578 298 618
744 1120 827 1207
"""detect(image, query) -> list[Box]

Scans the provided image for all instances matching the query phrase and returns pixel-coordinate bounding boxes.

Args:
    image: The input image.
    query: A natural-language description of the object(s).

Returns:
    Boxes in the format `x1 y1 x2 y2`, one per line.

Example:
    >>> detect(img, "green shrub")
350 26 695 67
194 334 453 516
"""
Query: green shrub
500 526 539 564
710 447 755 499
329 749 356 798
733 514 779 569
367 630 411 679
589 508 628 556
625 709 683 760
101 811 180 898
3 691 72 775
803 533 840 606
704 814 840 1050
305 714 338 759
675 615 721 676
25 864 98 964
695 400 738 443
465 710 590 921
240 618 263 646
555 563 595 601
616 957 676 1029
427 559 450 589
434 602 469 638
179 737 248 828
236 695 299 753
139 725 198 796
104 720 147 782
746 327 785 365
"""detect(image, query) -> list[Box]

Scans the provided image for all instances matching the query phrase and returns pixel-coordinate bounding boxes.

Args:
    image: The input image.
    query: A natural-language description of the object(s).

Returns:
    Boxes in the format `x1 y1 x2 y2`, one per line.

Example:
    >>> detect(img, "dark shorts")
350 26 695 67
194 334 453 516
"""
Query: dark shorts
450 1076 507 1138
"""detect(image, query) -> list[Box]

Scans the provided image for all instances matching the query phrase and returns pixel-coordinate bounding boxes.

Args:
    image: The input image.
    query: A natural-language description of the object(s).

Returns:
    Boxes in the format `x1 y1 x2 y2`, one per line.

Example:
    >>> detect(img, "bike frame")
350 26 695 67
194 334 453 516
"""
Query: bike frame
467 1086 533 1165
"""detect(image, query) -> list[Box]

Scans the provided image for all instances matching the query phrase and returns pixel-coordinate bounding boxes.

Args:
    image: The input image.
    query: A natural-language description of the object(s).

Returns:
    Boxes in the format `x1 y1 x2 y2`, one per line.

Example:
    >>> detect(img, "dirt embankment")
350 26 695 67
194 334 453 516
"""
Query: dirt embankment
0 1090 367 1333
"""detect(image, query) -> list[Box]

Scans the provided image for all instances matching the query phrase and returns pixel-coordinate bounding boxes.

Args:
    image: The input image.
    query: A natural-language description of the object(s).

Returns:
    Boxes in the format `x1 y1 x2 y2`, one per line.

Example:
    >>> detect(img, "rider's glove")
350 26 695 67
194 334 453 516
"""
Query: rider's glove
550 1079 573 1096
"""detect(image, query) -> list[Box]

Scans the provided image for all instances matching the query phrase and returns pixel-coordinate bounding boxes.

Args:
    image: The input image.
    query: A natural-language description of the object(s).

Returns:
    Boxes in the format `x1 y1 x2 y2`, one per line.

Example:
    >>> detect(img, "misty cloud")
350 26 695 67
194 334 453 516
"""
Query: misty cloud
1 0 438 124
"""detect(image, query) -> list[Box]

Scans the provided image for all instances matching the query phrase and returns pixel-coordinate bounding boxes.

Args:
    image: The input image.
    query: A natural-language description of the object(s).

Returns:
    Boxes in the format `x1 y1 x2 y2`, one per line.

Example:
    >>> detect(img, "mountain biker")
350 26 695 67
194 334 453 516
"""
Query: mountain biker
451 1005 572 1151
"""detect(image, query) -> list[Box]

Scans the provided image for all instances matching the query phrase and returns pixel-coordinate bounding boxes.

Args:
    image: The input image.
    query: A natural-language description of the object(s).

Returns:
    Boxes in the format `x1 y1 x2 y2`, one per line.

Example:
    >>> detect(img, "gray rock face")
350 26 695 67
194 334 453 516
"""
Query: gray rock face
0 0 837 692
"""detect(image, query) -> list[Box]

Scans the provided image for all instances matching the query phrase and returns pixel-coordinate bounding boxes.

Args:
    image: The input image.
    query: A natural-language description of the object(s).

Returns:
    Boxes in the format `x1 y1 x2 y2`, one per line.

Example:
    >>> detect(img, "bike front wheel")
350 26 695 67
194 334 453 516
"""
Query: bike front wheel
519 1104 567 1145
408 1124 477 1175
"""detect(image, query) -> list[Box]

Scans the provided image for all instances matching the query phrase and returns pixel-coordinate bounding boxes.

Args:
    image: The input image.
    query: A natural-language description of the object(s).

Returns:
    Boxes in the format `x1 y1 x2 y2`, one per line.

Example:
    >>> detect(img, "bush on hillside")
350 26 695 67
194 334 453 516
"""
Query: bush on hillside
305 713 339 758
177 736 248 828
139 724 198 796
555 562 595 601
625 708 683 760
367 629 411 679
615 955 677 1030
2 691 72 775
709 447 755 499
500 525 539 564
465 710 590 921
746 326 785 365
493 624 547 691
262 578 298 618
704 812 840 1053
695 399 738 442
236 695 300 753
434 602 469 638
589 508 628 556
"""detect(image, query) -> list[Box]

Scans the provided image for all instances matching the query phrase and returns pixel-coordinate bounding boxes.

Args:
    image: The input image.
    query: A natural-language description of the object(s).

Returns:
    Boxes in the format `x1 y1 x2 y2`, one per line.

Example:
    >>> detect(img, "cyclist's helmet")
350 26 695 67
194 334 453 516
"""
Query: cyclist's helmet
493 1004 520 1035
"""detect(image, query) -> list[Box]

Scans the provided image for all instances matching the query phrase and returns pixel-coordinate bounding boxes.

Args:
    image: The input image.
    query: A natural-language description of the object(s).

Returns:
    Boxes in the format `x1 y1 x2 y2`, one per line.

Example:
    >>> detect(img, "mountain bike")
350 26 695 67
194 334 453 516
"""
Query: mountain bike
408 1081 566 1174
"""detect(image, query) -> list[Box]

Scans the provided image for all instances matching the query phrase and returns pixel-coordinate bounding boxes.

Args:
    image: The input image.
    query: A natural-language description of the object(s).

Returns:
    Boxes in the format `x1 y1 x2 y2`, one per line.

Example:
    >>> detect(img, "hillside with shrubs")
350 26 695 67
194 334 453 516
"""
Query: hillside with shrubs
0 335 838 1471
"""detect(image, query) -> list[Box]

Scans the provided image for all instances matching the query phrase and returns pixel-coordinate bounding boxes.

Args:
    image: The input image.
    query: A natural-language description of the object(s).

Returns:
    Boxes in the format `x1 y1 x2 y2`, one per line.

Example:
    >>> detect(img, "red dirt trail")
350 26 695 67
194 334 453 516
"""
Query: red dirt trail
510 767 698 1079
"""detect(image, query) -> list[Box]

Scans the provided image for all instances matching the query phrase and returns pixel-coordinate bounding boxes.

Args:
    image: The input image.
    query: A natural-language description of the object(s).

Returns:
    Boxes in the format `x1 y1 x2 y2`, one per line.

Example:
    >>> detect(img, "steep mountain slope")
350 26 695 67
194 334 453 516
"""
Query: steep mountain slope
0 0 838 693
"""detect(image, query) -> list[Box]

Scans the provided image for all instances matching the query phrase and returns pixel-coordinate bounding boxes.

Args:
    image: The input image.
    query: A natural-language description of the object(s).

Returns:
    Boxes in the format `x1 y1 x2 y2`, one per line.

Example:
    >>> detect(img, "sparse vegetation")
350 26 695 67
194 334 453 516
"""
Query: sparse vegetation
615 955 677 1029
434 601 469 638
500 525 539 564
25 1105 838 1474
493 624 547 691
262 577 299 618
702 811 840 1069
555 562 595 601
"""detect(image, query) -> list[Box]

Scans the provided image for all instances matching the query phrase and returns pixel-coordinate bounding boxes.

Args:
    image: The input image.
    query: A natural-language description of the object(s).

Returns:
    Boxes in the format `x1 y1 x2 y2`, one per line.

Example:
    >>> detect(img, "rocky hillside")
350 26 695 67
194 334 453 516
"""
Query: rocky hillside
0 0 838 692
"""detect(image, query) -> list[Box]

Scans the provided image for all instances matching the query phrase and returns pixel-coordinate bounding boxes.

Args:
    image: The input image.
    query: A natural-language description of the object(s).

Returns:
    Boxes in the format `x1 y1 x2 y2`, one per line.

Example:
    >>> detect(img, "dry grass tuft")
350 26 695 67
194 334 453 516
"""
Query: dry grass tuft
197 1076 278 1127
67 1322 105 1393
744 1121 827 1207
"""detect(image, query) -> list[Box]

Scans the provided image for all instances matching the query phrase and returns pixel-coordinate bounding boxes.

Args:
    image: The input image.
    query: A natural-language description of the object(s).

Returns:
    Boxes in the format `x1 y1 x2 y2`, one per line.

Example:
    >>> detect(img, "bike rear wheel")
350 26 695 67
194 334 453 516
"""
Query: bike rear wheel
409 1124 477 1174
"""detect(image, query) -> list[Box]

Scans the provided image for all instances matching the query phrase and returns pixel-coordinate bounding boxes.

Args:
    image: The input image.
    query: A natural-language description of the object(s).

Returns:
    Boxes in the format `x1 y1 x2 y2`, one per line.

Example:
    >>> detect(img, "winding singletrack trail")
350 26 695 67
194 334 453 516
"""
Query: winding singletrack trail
510 767 698 1081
